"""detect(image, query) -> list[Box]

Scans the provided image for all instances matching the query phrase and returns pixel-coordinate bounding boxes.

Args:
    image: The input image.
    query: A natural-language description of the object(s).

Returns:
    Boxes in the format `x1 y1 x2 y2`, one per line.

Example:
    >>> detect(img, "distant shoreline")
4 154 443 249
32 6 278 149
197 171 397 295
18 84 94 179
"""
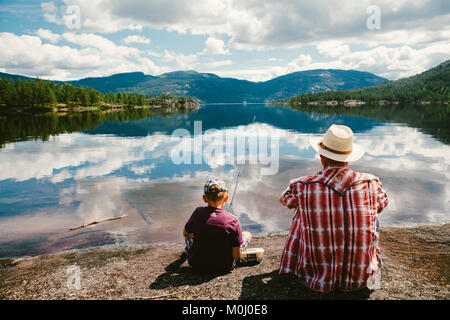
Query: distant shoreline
0 100 200 114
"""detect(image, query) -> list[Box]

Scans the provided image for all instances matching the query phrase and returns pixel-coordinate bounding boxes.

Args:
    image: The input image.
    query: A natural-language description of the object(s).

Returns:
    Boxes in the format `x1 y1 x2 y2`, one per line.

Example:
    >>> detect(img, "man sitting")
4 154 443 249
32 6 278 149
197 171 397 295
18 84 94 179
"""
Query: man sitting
279 124 388 292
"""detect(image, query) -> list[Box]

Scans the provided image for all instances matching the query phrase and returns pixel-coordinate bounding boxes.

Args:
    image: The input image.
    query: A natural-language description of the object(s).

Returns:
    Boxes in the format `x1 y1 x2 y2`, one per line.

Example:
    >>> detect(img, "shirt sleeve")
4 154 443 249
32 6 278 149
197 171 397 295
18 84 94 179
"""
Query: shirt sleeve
184 209 197 233
281 179 301 209
375 181 389 213
230 218 244 247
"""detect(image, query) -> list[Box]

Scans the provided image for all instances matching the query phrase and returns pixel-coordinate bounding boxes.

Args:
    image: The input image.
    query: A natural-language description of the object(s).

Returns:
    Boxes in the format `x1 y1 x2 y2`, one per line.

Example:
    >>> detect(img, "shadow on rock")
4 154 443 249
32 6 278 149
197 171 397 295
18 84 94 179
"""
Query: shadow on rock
239 270 373 300
149 253 224 290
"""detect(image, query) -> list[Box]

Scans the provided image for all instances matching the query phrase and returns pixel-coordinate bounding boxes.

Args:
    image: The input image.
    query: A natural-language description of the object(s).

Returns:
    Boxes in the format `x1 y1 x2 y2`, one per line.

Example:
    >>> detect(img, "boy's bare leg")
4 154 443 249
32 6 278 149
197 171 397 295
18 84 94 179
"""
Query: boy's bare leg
184 237 193 255
241 231 252 251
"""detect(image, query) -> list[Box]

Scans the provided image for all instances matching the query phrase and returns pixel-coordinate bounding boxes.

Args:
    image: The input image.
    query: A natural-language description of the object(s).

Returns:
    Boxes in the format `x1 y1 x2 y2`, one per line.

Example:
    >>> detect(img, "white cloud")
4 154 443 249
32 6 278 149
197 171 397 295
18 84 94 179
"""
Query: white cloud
146 49 163 58
316 41 350 58
0 132 174 182
122 35 150 44
287 54 313 73
200 37 230 55
162 50 199 69
129 164 155 175
0 32 161 80
41 0 448 50
40 1 59 24
62 32 138 55
202 59 233 68
171 38 450 81
212 68 275 82
69 177 130 223
41 0 143 33
2 0 448 81
314 43 450 79
34 28 61 44
256 42 450 81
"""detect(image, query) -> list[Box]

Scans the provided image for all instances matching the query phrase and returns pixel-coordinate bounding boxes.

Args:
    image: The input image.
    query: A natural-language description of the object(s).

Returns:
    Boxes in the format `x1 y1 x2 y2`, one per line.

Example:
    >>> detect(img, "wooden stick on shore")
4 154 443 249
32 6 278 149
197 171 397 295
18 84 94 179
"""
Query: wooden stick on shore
123 291 182 300
70 214 128 231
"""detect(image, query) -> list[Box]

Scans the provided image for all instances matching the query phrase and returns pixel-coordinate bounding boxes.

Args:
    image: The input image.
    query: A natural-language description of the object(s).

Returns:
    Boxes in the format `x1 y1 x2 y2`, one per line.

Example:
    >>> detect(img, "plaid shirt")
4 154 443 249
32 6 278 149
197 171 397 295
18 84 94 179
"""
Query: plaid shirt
279 166 388 292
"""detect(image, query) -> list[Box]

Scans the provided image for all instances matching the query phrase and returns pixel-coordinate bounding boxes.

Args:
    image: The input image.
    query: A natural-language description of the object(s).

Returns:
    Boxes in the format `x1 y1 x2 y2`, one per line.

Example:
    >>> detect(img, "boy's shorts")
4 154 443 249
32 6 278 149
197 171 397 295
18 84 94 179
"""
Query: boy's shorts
185 232 251 255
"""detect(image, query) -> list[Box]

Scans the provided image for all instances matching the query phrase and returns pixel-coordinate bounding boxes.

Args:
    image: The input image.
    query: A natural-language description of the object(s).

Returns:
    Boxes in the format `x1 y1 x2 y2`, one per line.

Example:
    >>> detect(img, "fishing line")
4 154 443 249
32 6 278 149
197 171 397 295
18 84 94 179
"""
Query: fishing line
227 115 256 213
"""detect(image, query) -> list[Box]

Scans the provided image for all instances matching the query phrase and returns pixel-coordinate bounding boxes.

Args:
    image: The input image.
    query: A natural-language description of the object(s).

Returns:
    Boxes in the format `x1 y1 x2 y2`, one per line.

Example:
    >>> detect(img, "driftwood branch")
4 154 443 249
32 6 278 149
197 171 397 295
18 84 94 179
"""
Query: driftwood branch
70 214 128 231
123 291 182 300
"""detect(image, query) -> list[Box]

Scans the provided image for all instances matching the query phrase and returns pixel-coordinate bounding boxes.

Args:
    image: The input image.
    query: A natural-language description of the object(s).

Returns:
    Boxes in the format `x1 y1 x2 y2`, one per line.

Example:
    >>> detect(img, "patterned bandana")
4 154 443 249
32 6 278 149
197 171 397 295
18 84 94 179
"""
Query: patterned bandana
204 178 228 194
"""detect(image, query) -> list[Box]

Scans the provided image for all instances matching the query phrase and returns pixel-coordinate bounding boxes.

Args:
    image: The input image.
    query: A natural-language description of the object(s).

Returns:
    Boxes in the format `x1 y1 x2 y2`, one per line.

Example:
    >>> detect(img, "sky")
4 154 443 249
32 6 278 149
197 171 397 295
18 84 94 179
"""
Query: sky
0 0 449 82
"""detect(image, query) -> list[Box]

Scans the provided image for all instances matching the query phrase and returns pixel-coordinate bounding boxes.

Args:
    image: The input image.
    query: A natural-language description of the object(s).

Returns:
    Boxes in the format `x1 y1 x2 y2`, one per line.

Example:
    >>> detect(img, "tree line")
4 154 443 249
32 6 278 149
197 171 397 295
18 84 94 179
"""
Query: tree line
0 77 195 109
287 85 449 106
287 60 450 105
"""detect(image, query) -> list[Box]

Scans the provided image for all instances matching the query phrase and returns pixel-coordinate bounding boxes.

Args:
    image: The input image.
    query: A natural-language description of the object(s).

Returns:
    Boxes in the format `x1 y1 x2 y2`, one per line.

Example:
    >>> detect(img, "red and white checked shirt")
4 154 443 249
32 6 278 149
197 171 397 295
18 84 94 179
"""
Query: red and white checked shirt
279 166 388 292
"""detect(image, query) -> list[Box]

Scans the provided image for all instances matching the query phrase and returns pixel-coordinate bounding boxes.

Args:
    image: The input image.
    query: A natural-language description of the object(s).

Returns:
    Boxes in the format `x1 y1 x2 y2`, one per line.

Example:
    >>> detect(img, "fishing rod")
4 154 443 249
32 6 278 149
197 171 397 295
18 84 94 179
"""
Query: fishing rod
227 115 256 213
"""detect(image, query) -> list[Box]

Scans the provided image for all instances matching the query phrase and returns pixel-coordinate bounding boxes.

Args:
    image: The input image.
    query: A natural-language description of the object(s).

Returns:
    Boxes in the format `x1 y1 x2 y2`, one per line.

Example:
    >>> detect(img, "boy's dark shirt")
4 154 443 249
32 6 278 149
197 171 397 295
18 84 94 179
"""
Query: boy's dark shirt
184 206 243 273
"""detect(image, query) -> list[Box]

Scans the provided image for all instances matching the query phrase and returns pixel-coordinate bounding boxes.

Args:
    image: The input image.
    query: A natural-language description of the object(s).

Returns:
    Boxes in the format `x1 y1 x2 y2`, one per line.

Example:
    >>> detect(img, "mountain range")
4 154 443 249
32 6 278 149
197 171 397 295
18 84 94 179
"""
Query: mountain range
0 69 387 103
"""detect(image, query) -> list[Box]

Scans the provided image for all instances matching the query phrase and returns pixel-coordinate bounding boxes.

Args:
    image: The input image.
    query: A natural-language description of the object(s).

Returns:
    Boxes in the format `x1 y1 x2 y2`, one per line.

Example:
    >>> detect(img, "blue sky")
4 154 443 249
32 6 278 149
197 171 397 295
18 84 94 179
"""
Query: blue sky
0 0 449 81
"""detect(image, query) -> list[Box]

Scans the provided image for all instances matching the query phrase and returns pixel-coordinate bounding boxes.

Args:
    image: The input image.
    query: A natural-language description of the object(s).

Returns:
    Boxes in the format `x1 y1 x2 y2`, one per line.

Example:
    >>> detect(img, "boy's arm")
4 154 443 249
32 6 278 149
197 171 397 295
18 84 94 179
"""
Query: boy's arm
184 209 196 240
230 219 244 260
183 229 194 245
183 229 194 239
232 246 241 260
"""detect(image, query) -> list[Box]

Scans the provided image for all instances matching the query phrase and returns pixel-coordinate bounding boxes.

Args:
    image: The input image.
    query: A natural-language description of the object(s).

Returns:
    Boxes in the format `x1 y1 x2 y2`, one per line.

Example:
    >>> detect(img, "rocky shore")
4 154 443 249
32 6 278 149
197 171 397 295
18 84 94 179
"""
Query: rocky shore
0 224 448 300
1 99 200 114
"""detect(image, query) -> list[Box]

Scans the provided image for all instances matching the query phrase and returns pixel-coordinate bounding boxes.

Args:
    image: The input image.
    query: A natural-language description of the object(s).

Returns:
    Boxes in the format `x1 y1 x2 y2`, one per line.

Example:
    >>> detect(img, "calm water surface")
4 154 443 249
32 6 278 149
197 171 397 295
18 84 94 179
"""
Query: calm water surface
0 103 449 257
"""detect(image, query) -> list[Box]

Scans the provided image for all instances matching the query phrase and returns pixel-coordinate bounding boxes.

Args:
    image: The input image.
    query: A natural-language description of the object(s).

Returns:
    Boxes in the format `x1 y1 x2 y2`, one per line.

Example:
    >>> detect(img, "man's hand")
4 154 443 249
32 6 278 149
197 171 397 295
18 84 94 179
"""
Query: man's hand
280 192 299 210
280 195 287 206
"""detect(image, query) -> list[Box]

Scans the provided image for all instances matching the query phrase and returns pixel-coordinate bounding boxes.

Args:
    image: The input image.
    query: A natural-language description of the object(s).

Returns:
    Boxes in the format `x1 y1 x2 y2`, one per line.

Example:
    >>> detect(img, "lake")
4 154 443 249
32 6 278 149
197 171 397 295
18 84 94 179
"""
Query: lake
0 103 449 257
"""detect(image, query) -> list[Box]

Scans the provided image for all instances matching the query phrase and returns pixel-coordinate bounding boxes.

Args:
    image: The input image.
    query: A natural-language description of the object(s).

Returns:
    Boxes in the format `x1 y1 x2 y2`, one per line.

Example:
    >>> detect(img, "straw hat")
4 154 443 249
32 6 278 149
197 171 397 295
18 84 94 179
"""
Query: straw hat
309 124 364 162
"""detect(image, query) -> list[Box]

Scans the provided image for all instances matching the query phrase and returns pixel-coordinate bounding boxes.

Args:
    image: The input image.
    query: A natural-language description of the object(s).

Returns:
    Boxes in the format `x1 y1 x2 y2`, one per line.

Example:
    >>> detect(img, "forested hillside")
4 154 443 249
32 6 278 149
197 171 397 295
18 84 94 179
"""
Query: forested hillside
287 60 450 105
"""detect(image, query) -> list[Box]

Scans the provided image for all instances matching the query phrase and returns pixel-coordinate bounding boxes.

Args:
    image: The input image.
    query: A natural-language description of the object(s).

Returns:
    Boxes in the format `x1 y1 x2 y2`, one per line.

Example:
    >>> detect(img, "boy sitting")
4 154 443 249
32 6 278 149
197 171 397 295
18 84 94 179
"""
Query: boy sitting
183 178 251 274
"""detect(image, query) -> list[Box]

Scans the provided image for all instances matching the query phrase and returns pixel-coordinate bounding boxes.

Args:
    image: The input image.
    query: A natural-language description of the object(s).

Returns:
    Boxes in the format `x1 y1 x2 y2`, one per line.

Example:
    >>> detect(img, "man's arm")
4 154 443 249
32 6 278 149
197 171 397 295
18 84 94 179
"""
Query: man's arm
373 180 389 213
280 193 287 206
280 188 298 209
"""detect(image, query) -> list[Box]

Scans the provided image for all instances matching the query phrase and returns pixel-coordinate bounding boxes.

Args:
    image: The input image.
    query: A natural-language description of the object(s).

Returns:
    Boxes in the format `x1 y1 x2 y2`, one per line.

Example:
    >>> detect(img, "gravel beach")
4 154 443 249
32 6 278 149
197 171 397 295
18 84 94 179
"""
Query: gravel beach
0 224 448 300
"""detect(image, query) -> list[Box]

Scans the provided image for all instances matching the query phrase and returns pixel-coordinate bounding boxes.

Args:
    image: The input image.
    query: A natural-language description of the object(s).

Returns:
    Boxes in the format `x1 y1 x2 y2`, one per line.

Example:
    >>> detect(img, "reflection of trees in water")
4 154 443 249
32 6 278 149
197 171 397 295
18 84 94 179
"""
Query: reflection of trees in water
1 103 448 148
78 103 379 137
0 108 195 147
1 103 378 148
288 103 450 145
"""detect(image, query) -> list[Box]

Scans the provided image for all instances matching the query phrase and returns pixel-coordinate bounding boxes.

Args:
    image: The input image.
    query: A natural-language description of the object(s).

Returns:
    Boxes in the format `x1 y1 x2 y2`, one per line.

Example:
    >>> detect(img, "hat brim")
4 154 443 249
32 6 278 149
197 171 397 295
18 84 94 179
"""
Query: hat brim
309 137 364 162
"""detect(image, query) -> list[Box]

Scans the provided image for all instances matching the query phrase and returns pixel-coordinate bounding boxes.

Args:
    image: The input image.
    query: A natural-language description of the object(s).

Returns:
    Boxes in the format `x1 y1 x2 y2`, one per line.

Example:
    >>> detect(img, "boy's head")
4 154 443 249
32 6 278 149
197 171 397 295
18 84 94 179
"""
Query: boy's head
203 178 228 205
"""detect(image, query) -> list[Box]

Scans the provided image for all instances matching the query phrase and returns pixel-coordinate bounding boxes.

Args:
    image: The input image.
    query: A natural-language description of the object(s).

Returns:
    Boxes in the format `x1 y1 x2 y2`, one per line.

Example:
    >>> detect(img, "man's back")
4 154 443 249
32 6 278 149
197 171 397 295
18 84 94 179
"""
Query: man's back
280 166 388 292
